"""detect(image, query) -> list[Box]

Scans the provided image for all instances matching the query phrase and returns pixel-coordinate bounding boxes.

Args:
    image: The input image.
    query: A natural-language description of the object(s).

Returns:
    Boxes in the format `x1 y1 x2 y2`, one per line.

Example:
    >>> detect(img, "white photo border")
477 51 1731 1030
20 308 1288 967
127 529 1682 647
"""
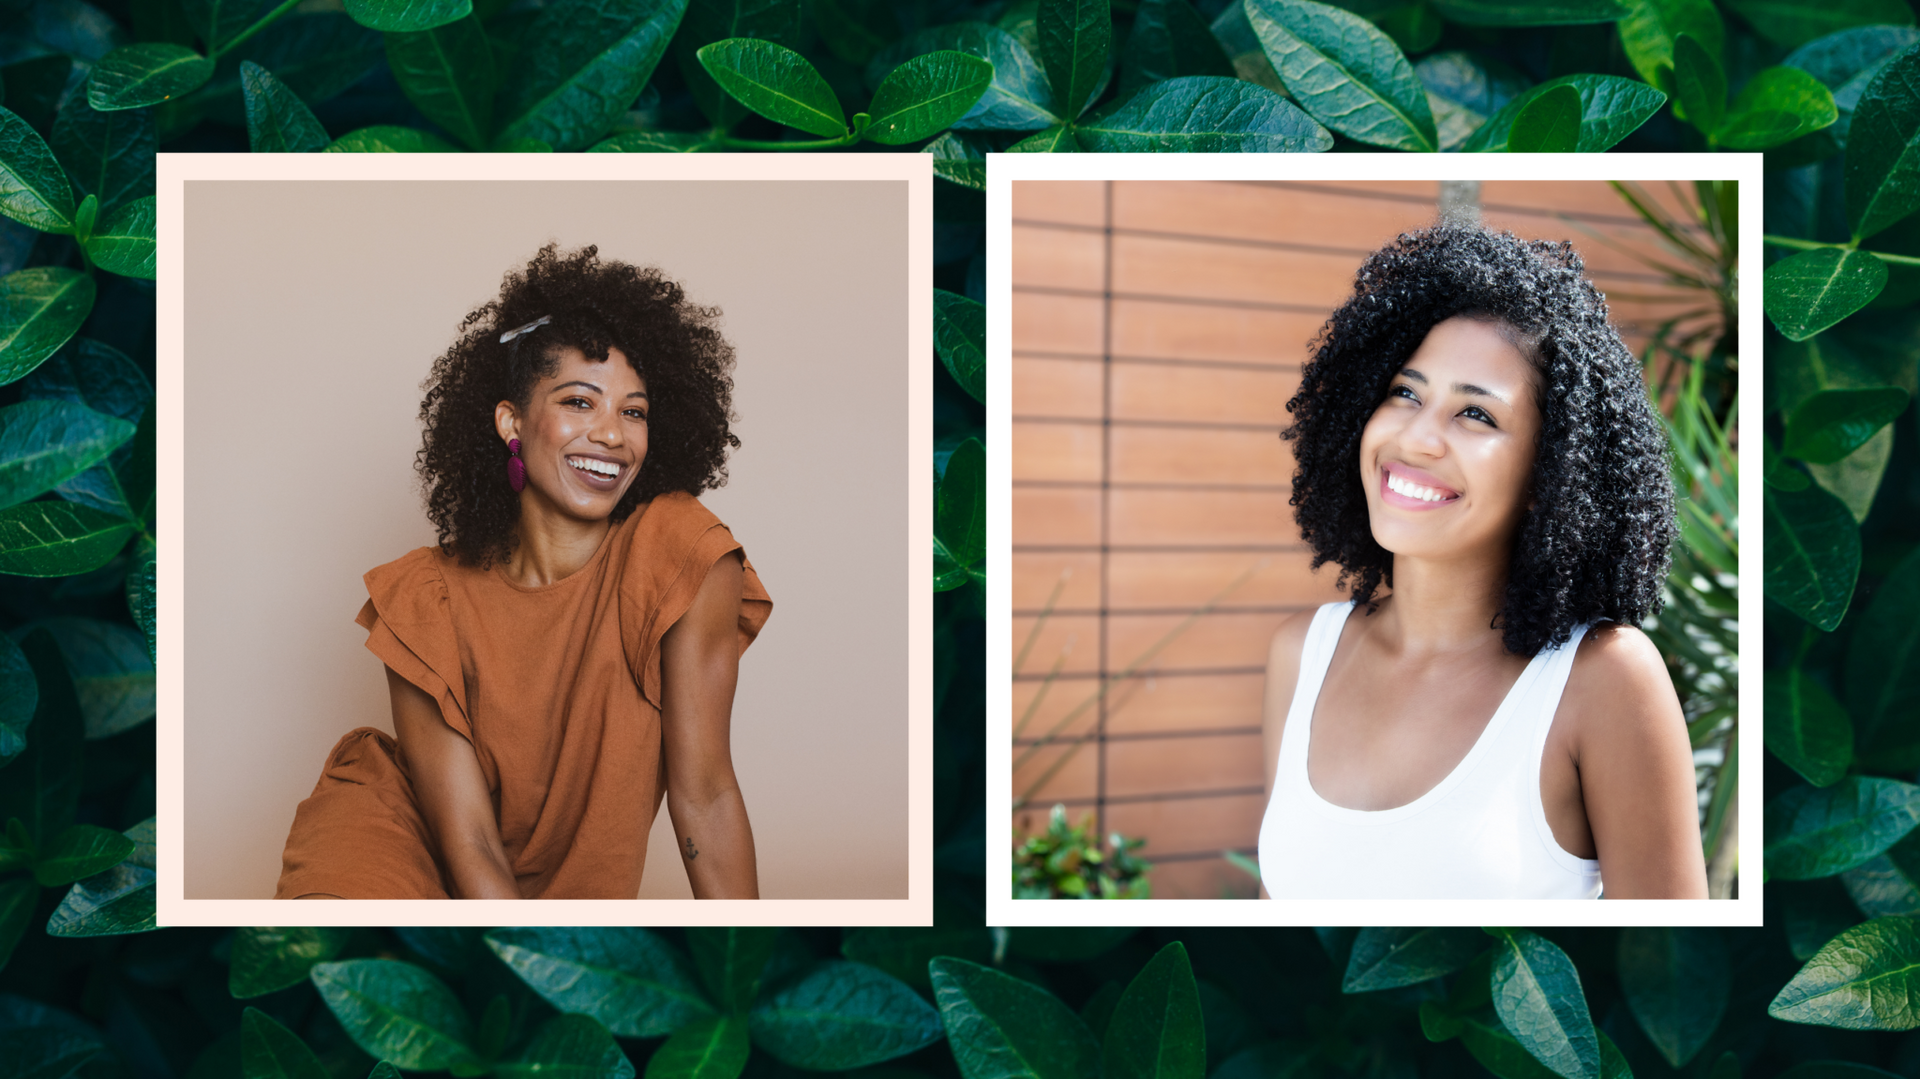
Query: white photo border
985 152 1761 928
155 152 934 927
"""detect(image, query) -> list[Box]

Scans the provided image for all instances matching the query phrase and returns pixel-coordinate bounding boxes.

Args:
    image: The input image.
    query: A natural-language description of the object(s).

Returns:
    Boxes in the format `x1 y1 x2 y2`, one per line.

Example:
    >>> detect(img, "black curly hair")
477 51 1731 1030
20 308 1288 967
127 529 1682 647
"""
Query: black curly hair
1282 223 1677 657
415 242 738 567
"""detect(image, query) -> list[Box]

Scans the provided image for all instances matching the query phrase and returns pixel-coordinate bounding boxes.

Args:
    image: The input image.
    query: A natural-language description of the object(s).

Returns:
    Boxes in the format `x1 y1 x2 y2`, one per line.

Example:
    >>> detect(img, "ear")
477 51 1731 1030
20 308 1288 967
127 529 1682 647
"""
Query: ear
495 400 520 444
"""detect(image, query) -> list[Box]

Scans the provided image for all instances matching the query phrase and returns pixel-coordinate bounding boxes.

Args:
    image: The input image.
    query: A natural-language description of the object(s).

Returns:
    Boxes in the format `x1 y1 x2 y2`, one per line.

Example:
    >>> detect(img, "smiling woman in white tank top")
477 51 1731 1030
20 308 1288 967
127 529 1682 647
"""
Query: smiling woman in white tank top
1255 225 1708 900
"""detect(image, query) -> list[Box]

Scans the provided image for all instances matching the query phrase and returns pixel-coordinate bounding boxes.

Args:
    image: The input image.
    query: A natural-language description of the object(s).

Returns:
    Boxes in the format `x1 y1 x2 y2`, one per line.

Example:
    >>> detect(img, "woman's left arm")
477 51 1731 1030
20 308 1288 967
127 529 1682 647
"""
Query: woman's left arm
1569 626 1710 899
660 549 759 898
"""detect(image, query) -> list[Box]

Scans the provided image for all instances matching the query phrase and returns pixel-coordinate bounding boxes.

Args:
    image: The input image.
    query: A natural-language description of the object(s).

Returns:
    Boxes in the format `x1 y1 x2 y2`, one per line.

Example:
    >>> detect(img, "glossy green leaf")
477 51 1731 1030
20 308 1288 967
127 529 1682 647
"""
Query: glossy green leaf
125 559 155 667
242 1007 329 1079
1507 84 1579 151
1121 0 1235 96
31 823 132 888
1843 829 1920 914
311 959 481 1071
936 437 984 592
0 401 135 515
343 0 470 31
1847 43 1920 241
1846 546 1920 767
1617 927 1728 1068
1074 76 1332 151
0 268 95 386
696 38 844 136
1673 31 1725 133
642 1016 747 1079
81 196 154 281
21 618 154 739
1718 65 1837 147
1008 125 1081 151
924 132 986 188
687 928 777 1014
1037 0 1110 119
45 817 156 937
384 14 494 151
184 0 267 54
177 13 384 132
747 960 945 1070
1247 0 1435 151
1783 25 1919 155
0 503 135 577
843 928 993 991
485 927 715 1039
1766 248 1887 342
231 928 353 998
586 131 720 151
1104 942 1204 1079
1617 0 1724 89
863 51 992 143
0 107 72 238
934 289 984 404
930 958 1096 1079
240 62 328 153
1725 0 1913 49
323 125 461 151
1771 915 1920 1026
1342 928 1485 993
1460 73 1665 151
1784 386 1908 462
117 406 155 530
1767 668 1856 787
0 876 35 970
1427 0 1628 24
1809 422 1892 521
86 44 214 112
493 1015 634 1079
1488 930 1598 1079
1416 50 1528 149
0 630 81 848
870 23 1058 132
494 0 689 150
49 96 155 218
673 0 805 128
1767 777 1920 880
0 631 34 767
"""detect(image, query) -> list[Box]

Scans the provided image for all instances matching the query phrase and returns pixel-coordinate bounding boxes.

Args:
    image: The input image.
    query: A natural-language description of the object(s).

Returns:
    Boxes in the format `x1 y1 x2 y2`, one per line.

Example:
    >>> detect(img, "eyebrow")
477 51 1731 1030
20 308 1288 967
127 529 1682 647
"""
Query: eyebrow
1397 368 1509 406
552 380 648 399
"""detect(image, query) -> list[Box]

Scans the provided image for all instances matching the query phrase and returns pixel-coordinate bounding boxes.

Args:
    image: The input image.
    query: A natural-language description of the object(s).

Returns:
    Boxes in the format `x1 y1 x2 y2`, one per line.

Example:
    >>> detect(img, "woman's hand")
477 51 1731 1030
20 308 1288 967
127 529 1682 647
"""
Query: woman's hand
660 549 758 898
385 666 520 899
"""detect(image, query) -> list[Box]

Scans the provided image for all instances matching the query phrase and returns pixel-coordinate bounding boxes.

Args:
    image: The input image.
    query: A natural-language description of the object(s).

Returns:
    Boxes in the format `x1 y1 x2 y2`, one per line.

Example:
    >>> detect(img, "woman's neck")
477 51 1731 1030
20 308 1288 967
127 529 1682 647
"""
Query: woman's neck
503 498 610 587
1367 551 1510 659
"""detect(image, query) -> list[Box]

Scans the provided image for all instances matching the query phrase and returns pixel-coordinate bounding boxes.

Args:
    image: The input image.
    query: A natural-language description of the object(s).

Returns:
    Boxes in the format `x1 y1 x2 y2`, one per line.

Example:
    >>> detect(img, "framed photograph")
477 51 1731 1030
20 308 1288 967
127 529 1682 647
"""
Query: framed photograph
158 153 933 925
987 153 1759 927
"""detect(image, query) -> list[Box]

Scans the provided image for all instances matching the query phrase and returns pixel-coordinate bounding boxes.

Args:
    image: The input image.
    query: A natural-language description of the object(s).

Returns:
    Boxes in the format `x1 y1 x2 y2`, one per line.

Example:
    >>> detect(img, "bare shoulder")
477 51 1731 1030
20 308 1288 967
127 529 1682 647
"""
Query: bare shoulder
1267 608 1317 670
1560 622 1684 746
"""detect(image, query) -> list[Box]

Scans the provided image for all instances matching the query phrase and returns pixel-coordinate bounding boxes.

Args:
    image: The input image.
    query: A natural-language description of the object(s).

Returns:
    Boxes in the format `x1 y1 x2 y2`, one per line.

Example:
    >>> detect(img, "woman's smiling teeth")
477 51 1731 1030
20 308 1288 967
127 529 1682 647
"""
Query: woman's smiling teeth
568 456 620 478
1386 469 1456 503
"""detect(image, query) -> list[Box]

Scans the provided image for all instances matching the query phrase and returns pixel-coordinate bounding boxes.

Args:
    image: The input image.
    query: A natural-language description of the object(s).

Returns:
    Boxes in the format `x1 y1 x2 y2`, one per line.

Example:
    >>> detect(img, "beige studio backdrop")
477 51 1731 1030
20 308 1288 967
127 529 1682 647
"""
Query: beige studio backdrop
183 179 908 900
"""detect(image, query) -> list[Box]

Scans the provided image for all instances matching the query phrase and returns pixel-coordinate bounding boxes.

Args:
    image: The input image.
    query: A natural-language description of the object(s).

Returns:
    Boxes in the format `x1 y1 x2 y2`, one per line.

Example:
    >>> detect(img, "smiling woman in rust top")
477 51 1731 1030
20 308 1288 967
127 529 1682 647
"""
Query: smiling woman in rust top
274 242 771 899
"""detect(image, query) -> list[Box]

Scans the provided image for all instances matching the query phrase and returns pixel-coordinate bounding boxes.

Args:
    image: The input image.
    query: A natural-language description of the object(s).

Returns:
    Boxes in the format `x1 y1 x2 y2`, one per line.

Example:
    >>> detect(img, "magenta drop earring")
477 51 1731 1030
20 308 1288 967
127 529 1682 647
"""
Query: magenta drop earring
507 438 526 492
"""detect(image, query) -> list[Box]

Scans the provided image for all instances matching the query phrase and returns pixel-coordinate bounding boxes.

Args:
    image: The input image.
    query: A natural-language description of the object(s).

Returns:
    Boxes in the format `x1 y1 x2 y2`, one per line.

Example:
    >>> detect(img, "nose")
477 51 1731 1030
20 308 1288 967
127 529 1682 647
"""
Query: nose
1400 401 1447 458
589 404 623 447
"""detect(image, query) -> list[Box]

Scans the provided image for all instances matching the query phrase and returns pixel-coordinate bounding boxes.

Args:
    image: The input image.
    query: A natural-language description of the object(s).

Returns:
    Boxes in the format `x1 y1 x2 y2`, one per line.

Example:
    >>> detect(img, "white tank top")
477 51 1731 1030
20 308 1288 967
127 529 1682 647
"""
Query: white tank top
1256 601 1603 899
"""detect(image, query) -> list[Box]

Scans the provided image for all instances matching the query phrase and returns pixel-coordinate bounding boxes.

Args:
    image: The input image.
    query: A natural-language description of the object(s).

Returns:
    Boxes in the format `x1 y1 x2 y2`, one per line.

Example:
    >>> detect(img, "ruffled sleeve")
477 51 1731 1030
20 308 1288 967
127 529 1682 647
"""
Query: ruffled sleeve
620 492 773 710
356 547 473 742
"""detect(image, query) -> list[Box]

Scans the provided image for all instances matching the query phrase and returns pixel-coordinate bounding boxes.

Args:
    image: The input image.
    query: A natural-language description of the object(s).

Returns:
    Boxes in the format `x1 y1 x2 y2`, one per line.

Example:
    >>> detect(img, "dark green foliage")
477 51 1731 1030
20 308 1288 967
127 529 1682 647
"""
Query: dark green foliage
229 927 353 998
484 927 715 1038
1767 666 1856 786
1507 83 1580 150
930 957 1098 1079
642 1016 747 1079
1616 927 1729 1068
687 927 778 1013
1102 942 1204 1079
747 960 943 1069
1342 927 1484 992
1245 0 1436 150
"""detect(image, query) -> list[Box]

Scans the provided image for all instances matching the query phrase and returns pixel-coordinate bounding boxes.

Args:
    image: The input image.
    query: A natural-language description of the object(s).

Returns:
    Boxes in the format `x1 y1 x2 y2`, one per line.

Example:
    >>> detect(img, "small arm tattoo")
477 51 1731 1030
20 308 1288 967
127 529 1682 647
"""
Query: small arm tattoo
683 837 698 860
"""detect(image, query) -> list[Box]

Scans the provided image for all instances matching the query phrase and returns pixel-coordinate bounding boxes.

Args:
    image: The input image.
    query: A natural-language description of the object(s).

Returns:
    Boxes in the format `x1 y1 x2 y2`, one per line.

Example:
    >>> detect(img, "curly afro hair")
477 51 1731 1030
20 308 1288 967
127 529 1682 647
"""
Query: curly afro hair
415 242 738 567
1282 223 1677 657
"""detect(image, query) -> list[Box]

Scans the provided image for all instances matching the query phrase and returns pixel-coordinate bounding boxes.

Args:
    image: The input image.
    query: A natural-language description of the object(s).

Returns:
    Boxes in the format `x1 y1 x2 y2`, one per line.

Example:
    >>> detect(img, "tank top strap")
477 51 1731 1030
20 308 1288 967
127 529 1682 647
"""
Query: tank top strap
1521 621 1601 879
1276 601 1358 781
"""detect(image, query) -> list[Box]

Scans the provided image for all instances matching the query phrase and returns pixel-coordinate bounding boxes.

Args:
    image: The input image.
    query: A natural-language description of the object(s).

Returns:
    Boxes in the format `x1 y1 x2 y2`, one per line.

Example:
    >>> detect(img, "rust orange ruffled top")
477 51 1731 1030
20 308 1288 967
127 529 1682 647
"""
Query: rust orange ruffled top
274 491 771 899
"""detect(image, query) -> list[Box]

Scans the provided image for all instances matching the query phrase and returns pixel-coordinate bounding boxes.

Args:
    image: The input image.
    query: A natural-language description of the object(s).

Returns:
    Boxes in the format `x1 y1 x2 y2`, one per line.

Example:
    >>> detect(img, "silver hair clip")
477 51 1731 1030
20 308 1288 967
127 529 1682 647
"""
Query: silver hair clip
499 315 551 343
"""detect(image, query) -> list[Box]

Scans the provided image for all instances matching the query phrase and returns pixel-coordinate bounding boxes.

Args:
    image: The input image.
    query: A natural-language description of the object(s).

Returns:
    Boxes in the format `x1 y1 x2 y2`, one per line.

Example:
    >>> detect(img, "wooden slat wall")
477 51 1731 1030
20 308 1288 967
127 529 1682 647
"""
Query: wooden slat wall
1010 179 1708 900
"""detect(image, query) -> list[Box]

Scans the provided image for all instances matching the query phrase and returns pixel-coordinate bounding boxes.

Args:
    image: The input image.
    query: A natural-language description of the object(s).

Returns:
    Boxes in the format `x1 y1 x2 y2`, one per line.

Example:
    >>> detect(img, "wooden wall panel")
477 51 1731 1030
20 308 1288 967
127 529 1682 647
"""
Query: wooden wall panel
1009 179 1708 899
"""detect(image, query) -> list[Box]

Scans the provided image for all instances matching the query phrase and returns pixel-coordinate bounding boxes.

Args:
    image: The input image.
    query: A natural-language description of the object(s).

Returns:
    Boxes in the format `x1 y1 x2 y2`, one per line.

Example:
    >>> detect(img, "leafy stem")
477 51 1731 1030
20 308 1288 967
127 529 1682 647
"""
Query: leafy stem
1764 233 1920 267
718 131 859 150
209 0 302 61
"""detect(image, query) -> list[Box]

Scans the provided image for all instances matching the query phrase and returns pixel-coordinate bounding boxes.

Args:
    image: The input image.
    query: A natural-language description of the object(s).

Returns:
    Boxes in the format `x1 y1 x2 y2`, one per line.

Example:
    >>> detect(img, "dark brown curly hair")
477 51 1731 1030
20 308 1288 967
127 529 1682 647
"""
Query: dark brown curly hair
415 242 738 566
1282 224 1677 657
